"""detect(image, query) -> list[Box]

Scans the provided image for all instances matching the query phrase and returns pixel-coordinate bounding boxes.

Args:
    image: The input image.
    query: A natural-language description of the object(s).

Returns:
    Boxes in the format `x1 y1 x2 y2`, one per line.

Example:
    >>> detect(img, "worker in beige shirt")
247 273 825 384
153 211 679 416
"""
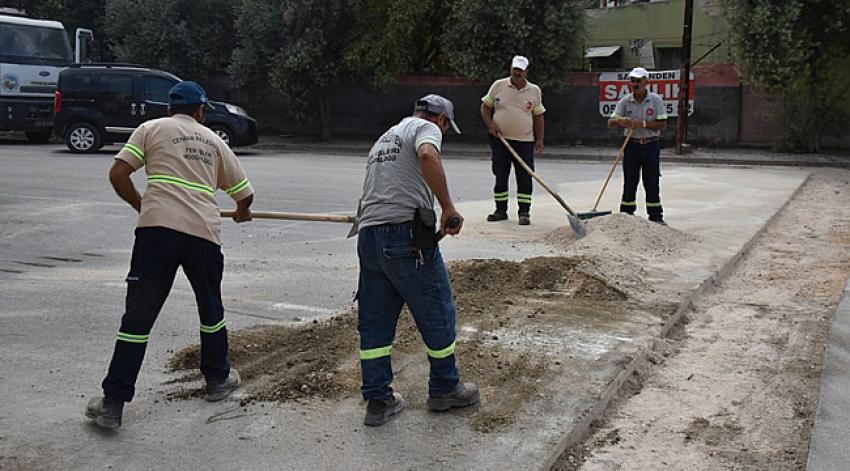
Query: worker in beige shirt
480 55 546 225
86 81 253 430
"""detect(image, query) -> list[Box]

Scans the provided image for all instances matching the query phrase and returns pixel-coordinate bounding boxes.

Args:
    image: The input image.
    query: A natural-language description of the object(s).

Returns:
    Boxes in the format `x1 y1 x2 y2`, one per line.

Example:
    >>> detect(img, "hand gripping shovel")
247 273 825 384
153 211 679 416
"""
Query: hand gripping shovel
578 128 634 220
496 133 587 239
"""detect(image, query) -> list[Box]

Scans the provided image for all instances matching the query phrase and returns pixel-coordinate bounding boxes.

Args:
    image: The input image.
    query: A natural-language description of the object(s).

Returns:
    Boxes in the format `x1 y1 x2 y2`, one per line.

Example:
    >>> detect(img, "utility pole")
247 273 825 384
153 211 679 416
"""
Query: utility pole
675 0 694 154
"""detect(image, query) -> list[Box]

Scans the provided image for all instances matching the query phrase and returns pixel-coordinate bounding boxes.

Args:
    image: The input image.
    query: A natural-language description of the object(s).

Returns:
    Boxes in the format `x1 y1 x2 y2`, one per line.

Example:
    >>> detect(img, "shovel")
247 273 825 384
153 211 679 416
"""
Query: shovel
221 210 354 223
220 210 460 241
496 133 587 238
578 128 633 220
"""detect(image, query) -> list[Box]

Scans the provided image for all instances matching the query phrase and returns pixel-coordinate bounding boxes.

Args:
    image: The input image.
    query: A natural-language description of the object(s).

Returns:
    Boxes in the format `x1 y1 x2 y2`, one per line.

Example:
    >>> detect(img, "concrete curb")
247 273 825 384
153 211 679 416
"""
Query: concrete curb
806 272 850 470
250 144 850 168
539 172 814 470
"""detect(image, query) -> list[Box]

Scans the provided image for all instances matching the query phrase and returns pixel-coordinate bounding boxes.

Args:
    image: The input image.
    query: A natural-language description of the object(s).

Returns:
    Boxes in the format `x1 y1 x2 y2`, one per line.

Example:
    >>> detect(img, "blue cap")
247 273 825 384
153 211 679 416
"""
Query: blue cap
168 81 213 109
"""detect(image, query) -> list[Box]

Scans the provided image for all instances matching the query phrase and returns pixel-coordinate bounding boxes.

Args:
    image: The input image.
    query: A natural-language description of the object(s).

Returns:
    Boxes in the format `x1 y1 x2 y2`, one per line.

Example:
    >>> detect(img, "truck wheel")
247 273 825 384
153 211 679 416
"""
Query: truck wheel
25 130 52 144
65 123 102 153
210 125 233 147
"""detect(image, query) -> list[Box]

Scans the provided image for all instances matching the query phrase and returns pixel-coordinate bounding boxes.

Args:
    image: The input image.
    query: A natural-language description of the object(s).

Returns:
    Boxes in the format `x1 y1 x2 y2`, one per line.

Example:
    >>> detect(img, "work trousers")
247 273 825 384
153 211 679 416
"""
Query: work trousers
620 139 663 220
101 227 230 403
489 135 534 214
356 223 460 400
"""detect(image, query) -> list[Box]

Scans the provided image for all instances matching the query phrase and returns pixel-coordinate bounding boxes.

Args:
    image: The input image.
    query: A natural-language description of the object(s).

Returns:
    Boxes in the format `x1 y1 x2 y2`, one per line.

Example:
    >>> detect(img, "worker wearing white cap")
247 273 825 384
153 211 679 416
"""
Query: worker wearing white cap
480 55 546 226
608 67 668 225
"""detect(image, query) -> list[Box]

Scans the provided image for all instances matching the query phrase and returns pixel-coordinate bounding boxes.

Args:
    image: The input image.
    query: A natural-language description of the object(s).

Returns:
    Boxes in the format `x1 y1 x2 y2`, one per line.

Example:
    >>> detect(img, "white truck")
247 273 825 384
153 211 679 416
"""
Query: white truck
0 9 93 142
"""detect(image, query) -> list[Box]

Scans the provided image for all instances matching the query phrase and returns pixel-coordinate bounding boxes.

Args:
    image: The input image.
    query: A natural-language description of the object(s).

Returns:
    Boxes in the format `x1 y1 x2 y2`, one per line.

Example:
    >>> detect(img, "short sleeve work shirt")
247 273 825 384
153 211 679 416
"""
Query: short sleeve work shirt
611 92 668 139
115 114 254 245
482 78 545 142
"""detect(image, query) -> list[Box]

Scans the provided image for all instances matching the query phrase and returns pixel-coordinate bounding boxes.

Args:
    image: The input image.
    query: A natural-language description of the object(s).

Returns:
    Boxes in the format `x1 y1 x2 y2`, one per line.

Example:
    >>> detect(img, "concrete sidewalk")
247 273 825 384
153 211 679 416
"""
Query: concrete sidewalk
250 136 850 168
807 275 850 470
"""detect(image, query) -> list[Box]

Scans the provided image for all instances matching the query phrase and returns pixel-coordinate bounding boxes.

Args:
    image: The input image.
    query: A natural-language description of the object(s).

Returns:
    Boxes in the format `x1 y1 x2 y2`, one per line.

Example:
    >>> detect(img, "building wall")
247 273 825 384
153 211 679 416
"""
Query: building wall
585 0 729 68
230 65 741 146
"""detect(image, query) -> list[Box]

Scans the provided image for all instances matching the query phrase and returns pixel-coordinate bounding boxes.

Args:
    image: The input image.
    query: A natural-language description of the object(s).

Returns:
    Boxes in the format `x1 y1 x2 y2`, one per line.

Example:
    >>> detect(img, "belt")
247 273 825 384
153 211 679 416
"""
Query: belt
629 137 659 145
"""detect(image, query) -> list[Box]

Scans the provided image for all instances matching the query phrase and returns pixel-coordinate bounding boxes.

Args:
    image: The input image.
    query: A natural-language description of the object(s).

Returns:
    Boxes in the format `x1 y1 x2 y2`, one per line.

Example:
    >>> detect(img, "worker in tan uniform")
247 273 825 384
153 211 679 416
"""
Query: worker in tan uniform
480 55 546 226
85 81 254 430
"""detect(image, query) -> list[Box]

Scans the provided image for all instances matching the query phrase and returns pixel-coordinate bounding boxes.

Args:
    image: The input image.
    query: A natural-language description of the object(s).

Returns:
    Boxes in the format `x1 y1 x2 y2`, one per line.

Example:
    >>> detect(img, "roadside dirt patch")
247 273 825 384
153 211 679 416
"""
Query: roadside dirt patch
569 171 850 471
682 412 743 446
167 256 639 432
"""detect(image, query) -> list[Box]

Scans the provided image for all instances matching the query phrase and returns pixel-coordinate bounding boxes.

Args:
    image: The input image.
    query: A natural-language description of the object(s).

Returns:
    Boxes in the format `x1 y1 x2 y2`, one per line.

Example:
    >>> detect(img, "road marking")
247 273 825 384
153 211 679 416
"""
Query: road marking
271 302 335 314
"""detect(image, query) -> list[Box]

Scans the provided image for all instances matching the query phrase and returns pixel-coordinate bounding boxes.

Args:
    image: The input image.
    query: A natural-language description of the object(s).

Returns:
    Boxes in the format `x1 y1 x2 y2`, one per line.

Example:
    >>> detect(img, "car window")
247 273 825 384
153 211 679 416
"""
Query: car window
97 74 133 96
144 76 176 103
62 73 93 93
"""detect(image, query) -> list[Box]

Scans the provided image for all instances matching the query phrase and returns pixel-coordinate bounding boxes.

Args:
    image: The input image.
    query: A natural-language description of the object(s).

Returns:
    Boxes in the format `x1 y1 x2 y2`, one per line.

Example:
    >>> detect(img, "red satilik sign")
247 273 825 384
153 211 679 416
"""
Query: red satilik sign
598 70 695 117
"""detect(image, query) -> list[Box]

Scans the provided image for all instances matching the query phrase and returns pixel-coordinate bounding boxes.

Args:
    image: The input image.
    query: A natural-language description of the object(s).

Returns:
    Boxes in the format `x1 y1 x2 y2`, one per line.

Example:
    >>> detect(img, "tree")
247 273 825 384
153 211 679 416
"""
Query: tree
229 0 286 91
264 0 358 139
443 0 587 87
104 0 236 78
723 0 850 152
344 0 452 85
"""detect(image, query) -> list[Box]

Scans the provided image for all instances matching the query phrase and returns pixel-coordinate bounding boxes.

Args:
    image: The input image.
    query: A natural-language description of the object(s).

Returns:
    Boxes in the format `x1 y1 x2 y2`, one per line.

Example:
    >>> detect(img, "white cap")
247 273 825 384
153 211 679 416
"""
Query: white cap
511 55 529 70
628 67 649 79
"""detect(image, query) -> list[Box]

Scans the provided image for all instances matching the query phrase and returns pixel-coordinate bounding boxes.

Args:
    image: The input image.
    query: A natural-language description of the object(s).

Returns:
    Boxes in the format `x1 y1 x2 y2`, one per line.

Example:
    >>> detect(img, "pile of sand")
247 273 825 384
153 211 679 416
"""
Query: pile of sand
544 213 698 257
540 214 700 302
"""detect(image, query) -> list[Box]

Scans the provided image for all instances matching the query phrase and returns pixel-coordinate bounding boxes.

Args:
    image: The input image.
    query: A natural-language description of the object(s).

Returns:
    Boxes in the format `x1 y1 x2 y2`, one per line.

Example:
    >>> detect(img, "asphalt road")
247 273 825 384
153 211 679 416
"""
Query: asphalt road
0 139 607 318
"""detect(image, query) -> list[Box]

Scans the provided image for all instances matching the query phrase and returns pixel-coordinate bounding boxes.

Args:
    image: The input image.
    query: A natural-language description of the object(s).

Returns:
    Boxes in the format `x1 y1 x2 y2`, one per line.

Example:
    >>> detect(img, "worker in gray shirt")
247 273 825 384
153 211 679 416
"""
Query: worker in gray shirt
355 94 480 427
609 67 669 225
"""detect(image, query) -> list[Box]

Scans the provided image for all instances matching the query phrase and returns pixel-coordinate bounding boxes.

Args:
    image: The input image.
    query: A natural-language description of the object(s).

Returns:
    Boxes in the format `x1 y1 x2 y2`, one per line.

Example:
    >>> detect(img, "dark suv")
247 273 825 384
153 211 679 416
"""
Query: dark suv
54 64 258 153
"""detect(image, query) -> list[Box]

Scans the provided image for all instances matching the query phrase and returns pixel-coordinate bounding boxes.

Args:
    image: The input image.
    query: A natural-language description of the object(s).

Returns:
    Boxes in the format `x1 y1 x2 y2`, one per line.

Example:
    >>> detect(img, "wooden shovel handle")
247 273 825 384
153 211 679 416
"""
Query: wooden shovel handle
592 128 634 211
221 210 354 223
497 133 578 216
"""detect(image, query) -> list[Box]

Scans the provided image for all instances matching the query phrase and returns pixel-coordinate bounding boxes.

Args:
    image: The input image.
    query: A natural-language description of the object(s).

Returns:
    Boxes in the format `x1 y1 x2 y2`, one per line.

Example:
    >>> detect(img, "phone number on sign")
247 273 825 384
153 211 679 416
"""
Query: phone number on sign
599 100 693 118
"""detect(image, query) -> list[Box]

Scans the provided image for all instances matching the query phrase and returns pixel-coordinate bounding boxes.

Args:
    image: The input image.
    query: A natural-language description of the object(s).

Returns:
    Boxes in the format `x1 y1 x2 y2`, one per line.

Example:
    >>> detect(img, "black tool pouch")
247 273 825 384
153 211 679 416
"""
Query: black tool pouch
412 208 438 250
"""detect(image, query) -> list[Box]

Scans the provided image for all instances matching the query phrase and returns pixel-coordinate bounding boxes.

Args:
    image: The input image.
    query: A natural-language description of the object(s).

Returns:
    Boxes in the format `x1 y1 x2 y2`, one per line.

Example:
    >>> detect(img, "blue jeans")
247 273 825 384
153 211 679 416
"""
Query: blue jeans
357 223 460 400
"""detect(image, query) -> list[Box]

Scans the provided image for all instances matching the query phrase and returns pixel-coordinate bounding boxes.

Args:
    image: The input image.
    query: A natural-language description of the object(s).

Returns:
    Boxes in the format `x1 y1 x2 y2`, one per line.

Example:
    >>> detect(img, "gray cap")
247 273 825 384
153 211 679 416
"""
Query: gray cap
414 94 461 134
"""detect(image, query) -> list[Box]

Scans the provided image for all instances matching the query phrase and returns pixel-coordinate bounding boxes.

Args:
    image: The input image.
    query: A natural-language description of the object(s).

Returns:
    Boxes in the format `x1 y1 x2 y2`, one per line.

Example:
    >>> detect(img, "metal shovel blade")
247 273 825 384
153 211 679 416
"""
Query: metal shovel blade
567 213 588 239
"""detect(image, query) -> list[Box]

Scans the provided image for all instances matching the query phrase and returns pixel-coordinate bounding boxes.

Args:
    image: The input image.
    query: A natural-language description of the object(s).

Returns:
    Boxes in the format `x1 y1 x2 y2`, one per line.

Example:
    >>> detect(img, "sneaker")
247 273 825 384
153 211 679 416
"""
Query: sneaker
650 218 667 226
205 369 241 402
85 396 124 430
427 382 480 412
486 210 508 222
518 213 531 226
364 392 405 426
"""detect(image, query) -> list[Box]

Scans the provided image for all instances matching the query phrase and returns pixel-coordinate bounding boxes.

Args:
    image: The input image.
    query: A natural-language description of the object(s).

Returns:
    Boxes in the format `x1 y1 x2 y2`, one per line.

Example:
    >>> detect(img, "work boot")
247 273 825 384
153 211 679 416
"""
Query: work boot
518 212 531 226
427 382 480 412
85 396 124 430
486 210 508 222
364 392 405 426
649 217 667 226
205 369 241 402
